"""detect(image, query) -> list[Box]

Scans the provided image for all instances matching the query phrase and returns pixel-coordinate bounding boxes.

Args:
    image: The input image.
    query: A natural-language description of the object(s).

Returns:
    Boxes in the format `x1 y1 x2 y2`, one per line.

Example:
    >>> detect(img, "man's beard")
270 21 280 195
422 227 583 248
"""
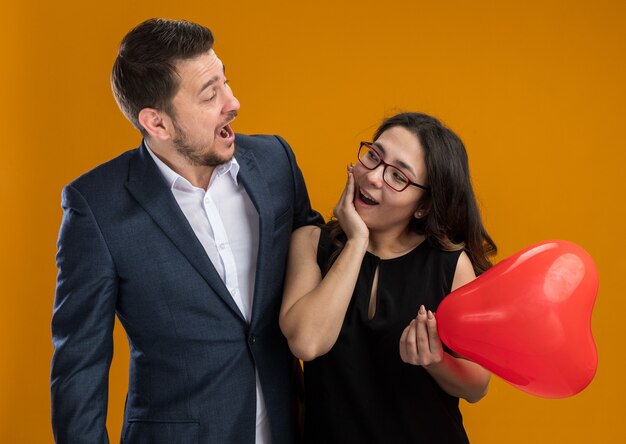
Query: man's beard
172 120 235 167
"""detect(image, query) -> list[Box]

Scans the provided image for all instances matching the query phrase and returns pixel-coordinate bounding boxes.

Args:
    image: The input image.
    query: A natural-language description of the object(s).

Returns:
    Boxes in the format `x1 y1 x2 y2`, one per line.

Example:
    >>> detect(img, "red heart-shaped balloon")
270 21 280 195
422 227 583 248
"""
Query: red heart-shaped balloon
437 240 598 398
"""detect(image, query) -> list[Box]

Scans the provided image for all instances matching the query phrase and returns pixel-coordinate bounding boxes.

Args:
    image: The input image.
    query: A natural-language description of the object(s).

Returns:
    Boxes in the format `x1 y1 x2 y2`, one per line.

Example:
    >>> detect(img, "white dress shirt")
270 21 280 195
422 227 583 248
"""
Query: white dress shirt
146 144 271 444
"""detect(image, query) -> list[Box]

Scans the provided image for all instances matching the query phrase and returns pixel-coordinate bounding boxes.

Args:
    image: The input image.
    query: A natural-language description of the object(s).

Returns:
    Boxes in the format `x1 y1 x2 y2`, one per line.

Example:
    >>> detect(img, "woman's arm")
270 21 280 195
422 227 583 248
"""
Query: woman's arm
399 252 491 403
279 169 369 361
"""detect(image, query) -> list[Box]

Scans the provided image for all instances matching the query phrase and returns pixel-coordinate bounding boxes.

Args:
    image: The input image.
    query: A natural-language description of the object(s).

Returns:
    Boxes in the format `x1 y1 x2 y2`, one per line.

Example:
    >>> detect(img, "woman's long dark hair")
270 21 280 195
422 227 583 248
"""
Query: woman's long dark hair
329 112 496 275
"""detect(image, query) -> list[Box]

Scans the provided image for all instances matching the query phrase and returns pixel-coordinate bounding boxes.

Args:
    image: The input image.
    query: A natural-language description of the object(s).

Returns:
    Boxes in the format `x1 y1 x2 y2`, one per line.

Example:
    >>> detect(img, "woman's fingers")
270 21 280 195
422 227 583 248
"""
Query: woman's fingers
400 306 444 368
415 305 430 359
399 324 410 363
400 320 418 365
334 166 369 241
332 165 353 218
426 310 443 358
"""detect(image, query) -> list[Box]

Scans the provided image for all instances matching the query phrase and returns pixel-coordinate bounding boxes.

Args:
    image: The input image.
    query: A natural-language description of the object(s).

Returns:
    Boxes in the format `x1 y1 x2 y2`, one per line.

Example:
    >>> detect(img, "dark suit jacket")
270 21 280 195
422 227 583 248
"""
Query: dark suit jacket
51 134 321 444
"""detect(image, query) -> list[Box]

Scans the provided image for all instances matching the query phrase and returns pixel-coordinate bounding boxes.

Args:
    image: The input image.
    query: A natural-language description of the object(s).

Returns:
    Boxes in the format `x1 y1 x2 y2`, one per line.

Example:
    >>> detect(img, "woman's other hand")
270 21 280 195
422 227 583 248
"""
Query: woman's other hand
399 305 443 367
399 300 490 403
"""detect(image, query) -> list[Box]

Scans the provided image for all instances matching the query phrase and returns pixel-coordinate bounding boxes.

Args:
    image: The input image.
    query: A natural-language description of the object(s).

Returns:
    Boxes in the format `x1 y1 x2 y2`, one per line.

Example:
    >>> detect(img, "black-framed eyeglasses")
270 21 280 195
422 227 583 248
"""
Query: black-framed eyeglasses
358 142 430 192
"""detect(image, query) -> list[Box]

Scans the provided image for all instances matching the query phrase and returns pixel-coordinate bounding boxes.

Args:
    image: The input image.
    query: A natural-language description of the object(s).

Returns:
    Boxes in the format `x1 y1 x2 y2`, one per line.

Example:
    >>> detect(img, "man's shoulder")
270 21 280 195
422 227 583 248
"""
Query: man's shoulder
235 133 291 154
235 133 298 173
67 147 139 192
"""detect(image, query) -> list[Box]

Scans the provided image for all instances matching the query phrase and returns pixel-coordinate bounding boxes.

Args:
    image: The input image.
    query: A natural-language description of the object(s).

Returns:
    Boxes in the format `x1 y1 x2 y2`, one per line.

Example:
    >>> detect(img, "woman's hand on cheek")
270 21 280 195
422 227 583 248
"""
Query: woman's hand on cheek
333 165 369 242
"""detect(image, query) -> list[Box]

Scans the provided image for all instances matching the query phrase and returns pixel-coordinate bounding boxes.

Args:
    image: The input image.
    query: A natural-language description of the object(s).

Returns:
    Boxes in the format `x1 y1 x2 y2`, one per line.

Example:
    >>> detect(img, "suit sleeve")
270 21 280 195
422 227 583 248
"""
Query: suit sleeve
274 135 324 229
51 184 117 444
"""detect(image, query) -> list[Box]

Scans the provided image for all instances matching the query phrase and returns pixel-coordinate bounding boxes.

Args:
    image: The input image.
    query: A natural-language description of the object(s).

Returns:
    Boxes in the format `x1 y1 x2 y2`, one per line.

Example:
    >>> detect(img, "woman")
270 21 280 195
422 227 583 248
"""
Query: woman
280 112 497 443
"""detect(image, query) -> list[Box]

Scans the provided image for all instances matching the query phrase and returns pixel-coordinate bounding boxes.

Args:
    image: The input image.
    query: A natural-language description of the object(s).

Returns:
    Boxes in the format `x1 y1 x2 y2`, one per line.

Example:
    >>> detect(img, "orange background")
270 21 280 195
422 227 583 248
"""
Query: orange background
2 0 625 442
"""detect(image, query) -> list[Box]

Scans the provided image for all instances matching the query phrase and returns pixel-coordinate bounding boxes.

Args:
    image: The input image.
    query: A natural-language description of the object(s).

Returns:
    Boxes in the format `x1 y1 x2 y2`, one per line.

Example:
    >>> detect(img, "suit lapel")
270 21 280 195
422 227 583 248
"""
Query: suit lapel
124 143 245 320
236 139 274 325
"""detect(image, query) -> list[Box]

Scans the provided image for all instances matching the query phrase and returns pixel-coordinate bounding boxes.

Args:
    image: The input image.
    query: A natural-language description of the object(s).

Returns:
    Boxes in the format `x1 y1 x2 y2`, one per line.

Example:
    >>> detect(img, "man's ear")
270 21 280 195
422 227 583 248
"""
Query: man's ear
138 108 173 141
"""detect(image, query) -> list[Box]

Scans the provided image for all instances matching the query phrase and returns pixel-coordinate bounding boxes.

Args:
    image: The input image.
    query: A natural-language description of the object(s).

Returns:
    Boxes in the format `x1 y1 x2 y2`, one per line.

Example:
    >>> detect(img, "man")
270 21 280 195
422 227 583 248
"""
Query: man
51 18 321 444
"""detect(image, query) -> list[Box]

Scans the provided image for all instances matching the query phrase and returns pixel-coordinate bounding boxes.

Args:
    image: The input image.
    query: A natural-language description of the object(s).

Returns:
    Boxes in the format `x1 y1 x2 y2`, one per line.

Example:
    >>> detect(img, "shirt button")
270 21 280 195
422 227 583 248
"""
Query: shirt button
219 243 226 250
248 334 256 345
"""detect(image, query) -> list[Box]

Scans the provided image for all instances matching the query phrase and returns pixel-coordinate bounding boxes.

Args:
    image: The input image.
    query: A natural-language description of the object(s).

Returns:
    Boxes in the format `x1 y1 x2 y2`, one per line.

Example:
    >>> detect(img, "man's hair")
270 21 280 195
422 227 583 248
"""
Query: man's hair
111 18 214 136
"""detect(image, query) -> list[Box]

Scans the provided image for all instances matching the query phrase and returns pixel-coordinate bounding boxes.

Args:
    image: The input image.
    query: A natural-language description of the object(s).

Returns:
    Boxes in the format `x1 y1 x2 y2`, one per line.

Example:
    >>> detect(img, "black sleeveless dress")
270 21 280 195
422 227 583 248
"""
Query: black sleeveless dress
303 226 469 444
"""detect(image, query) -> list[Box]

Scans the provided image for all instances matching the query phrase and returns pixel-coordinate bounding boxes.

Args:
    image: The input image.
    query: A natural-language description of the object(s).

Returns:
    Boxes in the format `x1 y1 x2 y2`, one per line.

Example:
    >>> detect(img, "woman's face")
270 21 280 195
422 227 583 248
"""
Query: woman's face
353 125 428 234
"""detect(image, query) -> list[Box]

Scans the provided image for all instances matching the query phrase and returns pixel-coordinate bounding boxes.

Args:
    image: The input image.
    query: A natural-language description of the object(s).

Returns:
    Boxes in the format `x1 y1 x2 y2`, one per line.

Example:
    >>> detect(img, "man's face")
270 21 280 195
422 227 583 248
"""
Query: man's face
168 49 240 167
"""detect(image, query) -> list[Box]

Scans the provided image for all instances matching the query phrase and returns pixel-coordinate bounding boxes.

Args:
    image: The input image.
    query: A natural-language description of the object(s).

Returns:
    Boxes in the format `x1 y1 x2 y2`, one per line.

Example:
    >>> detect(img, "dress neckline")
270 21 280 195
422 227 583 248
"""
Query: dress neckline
365 238 429 263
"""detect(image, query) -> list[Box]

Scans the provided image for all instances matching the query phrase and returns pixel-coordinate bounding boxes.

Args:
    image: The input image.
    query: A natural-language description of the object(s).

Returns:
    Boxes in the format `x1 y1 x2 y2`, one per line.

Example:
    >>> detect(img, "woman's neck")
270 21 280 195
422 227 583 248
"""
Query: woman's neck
367 228 425 259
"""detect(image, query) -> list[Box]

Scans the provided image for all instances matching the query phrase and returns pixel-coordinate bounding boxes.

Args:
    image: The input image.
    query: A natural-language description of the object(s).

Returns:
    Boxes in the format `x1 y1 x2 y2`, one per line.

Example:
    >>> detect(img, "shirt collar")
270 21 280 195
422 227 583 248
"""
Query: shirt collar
144 140 240 190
